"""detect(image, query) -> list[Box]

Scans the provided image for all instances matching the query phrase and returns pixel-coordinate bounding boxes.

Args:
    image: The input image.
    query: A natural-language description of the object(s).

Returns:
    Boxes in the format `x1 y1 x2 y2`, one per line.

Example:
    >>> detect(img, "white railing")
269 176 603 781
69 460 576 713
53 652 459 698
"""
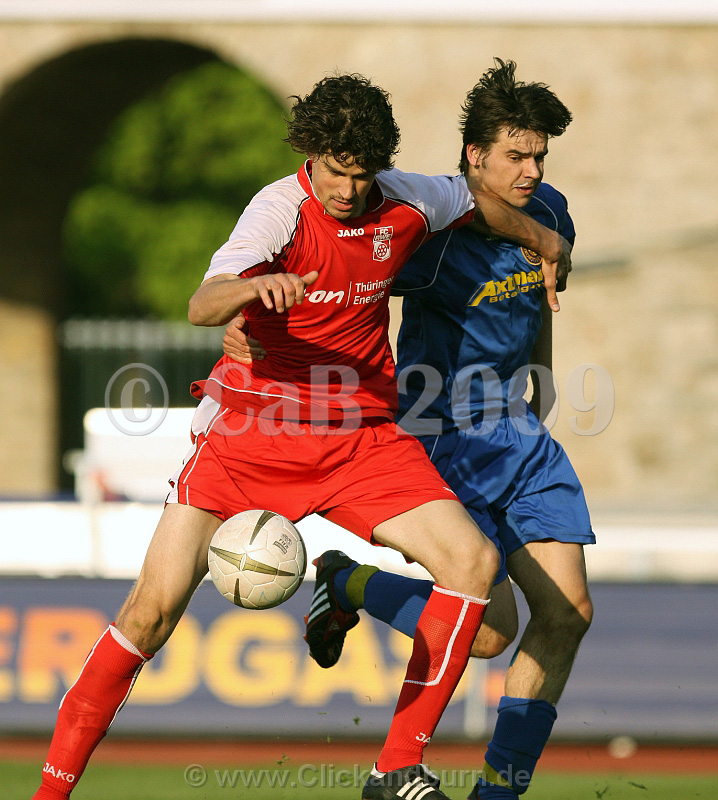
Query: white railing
2 500 718 582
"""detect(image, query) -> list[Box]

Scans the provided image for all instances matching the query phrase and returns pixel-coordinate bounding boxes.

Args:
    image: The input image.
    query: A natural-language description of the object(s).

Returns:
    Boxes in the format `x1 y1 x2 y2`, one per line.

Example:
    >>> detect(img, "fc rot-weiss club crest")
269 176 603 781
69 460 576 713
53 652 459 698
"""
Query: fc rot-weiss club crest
373 226 393 262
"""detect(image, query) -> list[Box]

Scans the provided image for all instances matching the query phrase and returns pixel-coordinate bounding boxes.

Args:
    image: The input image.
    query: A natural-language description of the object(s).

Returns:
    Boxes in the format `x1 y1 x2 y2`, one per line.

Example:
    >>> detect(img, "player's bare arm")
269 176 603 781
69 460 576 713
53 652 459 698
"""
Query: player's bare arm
468 189 571 312
528 296 555 421
188 270 319 327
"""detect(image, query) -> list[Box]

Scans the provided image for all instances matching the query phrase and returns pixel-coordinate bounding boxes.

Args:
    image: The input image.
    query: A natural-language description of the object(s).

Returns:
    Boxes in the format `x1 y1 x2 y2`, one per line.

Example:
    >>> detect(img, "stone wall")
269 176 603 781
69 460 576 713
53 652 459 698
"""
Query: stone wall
551 236 718 508
0 299 56 494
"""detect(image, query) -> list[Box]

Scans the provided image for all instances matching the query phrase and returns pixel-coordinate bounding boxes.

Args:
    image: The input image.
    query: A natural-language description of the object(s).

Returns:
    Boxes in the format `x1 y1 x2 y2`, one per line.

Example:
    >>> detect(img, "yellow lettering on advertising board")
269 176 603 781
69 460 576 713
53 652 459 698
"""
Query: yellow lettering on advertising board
3 602 476 712
0 608 17 702
203 610 299 706
17 609 108 702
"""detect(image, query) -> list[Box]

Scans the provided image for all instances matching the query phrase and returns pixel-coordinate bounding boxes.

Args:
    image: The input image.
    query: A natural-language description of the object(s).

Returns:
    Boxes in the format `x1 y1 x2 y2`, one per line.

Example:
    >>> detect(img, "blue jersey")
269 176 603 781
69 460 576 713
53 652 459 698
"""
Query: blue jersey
394 180 574 432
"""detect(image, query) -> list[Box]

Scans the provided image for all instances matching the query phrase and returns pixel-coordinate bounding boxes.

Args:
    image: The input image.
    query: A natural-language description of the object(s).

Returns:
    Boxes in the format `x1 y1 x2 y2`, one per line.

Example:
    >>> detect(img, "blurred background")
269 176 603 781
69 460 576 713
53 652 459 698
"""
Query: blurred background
0 0 717 759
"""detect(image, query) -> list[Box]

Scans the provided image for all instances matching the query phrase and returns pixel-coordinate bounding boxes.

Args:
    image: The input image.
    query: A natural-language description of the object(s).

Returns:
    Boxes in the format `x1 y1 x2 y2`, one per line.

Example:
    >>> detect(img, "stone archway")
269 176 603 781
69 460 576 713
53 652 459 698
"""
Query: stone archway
0 37 219 312
0 37 220 494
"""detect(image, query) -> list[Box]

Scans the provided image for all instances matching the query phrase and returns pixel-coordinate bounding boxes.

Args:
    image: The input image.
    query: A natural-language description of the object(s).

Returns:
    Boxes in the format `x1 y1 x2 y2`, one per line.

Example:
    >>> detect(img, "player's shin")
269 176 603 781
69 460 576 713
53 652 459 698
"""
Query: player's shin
377 586 489 773
473 696 557 798
33 625 152 800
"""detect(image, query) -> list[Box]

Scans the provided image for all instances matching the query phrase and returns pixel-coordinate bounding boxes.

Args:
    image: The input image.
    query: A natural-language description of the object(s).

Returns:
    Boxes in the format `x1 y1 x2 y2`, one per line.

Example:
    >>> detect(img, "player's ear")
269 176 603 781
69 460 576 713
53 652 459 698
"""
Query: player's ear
466 143 484 168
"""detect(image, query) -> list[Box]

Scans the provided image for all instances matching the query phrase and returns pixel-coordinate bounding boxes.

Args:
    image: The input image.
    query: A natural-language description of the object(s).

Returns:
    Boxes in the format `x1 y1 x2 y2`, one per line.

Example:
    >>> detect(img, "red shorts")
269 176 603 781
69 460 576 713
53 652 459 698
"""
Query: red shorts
167 397 458 541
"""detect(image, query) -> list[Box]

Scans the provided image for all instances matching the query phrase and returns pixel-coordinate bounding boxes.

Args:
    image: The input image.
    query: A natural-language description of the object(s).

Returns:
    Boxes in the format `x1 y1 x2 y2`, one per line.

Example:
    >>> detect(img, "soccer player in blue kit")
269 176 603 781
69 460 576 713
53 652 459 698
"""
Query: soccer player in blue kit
305 60 595 800
224 60 594 800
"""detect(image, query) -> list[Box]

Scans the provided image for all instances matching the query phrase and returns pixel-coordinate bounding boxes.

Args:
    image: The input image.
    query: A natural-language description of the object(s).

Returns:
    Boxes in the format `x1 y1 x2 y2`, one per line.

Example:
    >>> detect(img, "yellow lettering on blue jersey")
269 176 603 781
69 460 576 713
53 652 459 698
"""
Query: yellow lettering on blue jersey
467 281 496 306
467 269 544 307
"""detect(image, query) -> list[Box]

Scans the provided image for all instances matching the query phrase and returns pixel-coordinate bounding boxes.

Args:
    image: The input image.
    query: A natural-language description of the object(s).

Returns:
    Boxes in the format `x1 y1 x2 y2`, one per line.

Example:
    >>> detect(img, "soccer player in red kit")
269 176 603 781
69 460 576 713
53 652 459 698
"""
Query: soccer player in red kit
33 74 571 800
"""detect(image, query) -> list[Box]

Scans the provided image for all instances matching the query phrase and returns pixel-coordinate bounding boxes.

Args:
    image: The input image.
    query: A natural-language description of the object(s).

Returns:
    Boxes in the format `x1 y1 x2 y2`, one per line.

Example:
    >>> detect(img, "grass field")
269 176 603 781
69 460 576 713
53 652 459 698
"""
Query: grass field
4 760 717 800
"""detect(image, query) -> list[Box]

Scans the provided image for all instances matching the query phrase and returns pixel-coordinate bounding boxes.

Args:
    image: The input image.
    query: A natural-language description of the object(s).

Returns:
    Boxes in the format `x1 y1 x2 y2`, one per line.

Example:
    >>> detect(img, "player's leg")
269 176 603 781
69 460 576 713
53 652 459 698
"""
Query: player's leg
33 504 222 800
314 498 517 662
472 542 593 799
441 418 594 798
505 540 593 702
114 504 223 652
374 498 499 595
365 498 499 790
352 424 517 660
309 424 499 798
318 558 517 657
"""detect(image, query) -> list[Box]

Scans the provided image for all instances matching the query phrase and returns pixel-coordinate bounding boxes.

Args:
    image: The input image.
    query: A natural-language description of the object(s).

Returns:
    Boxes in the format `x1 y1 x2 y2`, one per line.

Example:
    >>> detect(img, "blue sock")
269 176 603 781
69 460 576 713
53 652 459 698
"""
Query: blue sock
335 567 433 636
475 696 557 797
363 572 434 637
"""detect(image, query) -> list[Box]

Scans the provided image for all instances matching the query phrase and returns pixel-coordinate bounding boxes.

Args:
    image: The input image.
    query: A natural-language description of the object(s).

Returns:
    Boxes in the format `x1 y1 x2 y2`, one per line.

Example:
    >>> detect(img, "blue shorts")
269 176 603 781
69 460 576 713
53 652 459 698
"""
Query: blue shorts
417 413 595 584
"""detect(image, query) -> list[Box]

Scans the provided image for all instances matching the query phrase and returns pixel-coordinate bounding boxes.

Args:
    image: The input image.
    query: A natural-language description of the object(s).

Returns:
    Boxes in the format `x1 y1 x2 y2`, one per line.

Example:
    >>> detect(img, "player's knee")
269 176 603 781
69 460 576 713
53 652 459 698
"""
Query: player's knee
423 521 500 595
470 594 519 659
470 534 501 577
116 596 178 654
535 591 593 648
453 537 500 593
485 542 502 585
561 592 593 641
572 593 594 636
471 624 517 659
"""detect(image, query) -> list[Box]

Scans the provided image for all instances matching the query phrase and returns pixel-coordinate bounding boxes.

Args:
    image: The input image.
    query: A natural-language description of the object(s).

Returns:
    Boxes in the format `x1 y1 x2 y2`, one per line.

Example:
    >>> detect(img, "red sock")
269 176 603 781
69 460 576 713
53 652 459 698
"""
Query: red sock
377 586 488 773
33 625 151 799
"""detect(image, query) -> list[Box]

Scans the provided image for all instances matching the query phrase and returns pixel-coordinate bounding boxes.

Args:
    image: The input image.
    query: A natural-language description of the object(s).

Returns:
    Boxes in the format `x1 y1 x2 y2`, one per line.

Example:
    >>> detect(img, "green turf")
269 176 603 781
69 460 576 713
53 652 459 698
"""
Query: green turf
4 761 717 800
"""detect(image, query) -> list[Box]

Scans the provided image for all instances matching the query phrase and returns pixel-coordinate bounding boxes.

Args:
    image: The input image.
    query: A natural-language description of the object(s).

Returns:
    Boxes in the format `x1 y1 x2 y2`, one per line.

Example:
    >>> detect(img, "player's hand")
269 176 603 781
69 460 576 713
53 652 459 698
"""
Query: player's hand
542 235 572 312
251 270 319 313
223 313 266 363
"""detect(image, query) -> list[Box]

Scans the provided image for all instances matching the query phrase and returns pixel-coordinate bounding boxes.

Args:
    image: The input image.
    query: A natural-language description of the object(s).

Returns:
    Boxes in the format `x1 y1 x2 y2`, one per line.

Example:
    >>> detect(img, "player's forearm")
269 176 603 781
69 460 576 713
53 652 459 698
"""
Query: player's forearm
530 297 553 374
528 299 555 421
469 190 563 262
188 276 258 327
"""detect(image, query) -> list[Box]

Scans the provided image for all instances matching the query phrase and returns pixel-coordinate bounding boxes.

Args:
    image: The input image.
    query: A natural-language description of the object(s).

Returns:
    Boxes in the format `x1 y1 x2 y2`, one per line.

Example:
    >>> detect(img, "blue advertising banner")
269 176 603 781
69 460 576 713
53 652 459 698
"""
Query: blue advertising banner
0 578 716 740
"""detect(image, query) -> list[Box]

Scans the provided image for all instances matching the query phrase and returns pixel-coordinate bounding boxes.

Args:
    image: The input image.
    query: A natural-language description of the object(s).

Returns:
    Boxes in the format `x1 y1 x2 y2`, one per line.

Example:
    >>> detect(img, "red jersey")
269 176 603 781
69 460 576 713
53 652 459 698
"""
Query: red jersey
192 161 474 423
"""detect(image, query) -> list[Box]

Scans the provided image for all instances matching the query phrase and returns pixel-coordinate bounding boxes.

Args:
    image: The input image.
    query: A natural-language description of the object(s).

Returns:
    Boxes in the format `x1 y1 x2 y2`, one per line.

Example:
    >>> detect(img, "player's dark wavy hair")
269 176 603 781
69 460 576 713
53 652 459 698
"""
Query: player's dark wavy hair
459 58 572 173
285 73 400 174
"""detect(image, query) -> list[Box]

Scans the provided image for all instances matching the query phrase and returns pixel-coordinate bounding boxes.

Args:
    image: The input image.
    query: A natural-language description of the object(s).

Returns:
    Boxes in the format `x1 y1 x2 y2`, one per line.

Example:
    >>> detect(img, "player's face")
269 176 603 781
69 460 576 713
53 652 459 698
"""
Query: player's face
310 154 376 220
466 128 548 208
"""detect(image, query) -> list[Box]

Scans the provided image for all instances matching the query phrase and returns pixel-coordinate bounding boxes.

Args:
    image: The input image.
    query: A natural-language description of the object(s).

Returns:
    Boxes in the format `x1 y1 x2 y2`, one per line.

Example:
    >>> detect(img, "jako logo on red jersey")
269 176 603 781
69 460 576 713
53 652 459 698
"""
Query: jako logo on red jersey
337 228 364 238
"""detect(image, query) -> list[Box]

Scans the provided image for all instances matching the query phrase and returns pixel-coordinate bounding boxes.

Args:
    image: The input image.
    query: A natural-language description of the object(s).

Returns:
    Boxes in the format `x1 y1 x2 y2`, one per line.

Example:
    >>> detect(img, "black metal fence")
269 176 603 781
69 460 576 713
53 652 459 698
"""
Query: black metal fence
58 319 224 491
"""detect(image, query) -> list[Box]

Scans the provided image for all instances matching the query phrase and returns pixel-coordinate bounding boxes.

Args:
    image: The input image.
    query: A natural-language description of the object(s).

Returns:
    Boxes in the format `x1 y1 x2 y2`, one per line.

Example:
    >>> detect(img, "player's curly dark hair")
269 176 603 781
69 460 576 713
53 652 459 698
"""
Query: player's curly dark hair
285 74 400 174
459 59 572 173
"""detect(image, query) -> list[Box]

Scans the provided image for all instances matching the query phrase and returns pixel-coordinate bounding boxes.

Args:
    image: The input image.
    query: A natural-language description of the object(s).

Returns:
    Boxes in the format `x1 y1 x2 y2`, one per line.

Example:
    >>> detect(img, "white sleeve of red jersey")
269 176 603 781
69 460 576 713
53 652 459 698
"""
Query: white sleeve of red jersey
202 174 306 282
376 169 474 232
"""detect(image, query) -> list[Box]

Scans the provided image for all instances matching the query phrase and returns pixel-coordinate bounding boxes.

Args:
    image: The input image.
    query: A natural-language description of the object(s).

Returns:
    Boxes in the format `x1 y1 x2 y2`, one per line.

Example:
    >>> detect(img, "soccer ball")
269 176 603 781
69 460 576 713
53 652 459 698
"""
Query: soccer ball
208 510 307 609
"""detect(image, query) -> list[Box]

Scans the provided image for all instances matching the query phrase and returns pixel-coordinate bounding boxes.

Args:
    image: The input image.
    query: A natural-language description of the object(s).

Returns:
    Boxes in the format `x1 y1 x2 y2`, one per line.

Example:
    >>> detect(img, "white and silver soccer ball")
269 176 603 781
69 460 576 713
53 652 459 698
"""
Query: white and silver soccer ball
208 510 307 609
